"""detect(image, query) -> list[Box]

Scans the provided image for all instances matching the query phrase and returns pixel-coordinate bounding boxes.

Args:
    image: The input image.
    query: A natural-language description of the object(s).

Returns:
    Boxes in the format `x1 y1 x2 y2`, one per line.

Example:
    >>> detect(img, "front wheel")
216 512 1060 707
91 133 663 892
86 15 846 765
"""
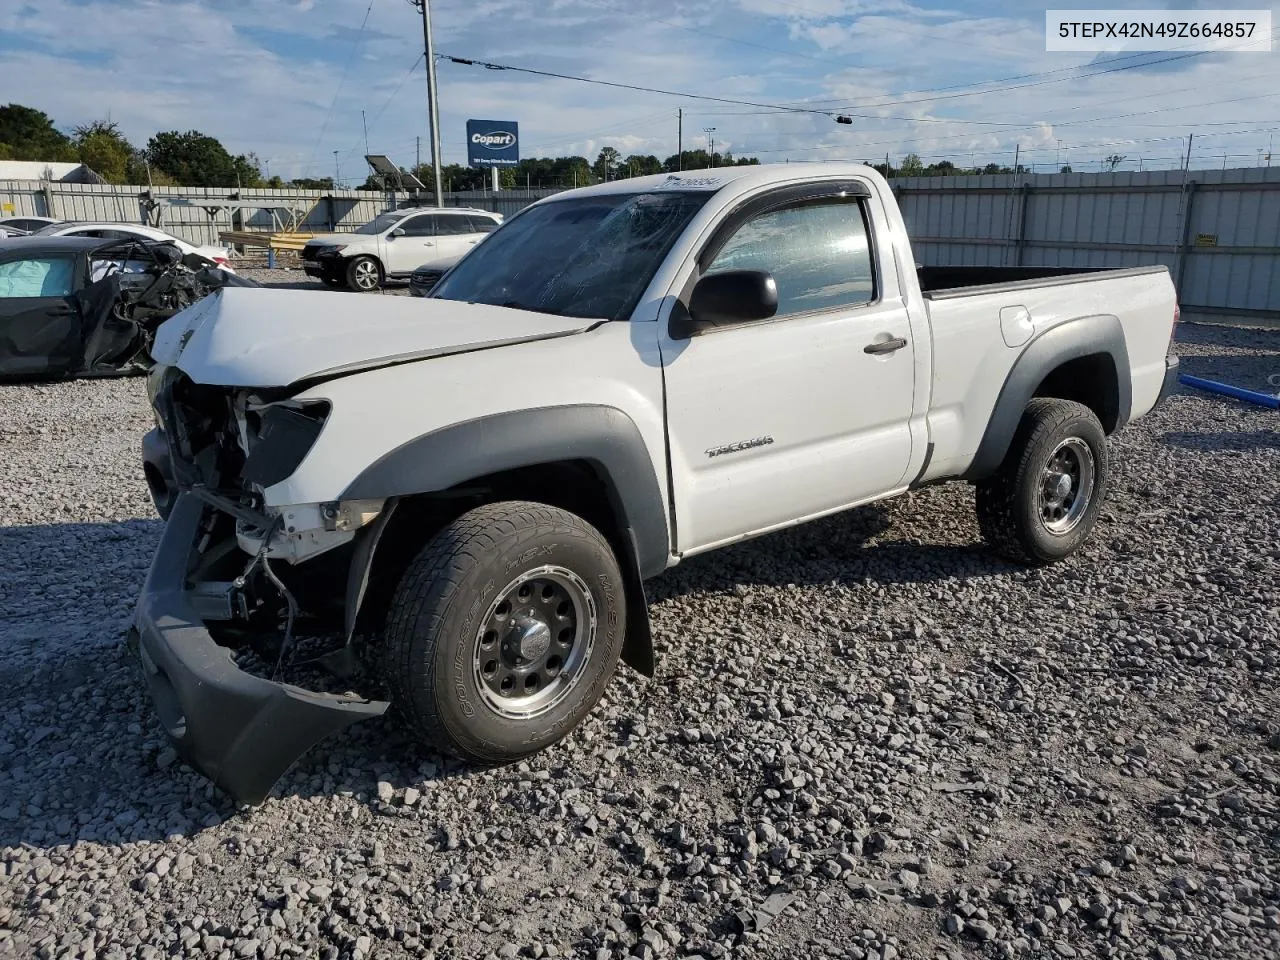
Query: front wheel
382 501 626 763
975 398 1108 565
345 255 381 292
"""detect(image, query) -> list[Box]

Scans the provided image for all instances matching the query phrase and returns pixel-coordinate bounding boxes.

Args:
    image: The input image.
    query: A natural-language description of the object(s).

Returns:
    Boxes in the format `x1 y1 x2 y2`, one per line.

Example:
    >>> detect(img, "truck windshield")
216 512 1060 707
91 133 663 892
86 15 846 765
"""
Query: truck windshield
430 191 712 321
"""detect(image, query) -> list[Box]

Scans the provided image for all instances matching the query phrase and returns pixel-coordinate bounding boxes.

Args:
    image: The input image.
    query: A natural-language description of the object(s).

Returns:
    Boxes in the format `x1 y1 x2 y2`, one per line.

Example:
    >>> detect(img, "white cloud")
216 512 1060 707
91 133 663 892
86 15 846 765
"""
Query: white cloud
0 0 1275 180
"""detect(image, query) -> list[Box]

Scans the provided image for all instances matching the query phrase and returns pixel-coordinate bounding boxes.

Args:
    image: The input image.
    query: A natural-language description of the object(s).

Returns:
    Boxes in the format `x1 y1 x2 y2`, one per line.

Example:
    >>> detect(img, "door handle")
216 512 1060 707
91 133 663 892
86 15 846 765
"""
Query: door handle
864 336 908 355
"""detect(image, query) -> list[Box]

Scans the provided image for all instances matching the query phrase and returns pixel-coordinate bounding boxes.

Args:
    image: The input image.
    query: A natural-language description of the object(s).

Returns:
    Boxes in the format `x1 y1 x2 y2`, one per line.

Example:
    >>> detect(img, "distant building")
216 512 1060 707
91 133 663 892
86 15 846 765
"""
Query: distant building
0 161 105 184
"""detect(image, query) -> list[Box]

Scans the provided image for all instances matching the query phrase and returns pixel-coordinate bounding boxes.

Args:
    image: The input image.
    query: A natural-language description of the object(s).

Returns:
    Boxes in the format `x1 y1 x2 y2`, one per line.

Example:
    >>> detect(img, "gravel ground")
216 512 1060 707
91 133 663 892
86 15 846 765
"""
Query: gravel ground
0 316 1277 960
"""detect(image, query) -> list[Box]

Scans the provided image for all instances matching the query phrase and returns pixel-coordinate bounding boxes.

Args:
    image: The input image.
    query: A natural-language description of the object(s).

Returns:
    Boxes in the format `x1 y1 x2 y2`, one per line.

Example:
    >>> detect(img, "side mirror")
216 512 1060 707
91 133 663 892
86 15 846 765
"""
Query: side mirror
688 270 778 327
390 227 406 238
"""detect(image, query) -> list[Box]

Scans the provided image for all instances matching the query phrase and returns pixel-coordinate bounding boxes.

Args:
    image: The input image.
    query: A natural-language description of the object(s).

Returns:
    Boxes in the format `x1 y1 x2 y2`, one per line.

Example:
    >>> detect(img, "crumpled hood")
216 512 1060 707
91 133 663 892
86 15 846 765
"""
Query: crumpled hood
152 286 595 387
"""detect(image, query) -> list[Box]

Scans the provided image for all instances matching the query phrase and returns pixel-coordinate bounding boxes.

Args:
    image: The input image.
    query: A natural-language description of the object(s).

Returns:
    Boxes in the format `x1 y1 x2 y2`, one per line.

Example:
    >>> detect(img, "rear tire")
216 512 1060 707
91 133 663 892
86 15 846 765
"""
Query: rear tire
345 255 381 292
382 501 626 763
975 398 1108 566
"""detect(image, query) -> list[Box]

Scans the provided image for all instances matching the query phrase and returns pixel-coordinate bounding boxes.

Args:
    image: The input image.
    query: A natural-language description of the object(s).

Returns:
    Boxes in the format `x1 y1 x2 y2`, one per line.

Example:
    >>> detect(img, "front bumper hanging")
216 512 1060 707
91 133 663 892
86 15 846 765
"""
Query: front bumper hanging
128 493 389 805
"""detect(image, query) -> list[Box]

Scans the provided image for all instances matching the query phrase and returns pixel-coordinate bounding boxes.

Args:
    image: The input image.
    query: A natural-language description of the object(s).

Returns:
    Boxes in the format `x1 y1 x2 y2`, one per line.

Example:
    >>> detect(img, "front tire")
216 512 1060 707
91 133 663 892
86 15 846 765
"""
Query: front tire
975 398 1108 566
382 501 626 763
345 255 382 292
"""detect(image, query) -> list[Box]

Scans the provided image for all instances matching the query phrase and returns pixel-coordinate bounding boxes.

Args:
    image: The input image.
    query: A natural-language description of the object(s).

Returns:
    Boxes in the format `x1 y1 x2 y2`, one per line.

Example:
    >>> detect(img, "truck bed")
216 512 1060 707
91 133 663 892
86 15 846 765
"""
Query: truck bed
919 264 1130 297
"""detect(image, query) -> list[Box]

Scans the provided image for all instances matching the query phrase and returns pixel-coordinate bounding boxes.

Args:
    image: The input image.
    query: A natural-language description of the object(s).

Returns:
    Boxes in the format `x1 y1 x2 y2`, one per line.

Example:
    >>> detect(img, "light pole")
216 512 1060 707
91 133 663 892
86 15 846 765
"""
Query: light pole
409 0 445 207
1056 139 1063 170
333 150 340 187
704 127 716 166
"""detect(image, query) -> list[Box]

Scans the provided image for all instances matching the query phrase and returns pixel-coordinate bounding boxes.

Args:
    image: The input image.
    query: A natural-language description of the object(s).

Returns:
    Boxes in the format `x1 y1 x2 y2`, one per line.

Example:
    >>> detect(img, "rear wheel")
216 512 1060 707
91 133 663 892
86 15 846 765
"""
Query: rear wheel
345 255 381 292
382 501 626 763
975 398 1108 565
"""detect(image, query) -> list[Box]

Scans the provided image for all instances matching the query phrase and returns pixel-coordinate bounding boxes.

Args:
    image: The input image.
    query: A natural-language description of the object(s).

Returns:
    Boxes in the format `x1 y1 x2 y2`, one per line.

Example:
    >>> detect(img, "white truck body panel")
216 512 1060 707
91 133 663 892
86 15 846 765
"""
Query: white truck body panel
154 286 593 388
921 268 1177 480
274 321 671 519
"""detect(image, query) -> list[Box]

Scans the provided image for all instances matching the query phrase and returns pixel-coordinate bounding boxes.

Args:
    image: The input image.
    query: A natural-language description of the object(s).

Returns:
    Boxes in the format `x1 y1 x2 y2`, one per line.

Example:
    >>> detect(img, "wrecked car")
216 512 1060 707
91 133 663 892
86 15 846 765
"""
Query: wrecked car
133 163 1180 805
0 236 255 382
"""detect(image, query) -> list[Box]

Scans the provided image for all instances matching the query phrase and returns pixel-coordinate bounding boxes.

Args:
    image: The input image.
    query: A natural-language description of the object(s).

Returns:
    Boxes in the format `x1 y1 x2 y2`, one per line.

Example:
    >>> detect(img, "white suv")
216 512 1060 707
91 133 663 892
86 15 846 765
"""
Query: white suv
302 207 502 292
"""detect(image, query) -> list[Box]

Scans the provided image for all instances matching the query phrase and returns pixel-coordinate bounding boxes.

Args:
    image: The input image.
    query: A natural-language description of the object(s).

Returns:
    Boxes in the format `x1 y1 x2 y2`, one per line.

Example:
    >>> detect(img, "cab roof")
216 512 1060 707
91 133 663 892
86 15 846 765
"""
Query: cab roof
548 162 880 201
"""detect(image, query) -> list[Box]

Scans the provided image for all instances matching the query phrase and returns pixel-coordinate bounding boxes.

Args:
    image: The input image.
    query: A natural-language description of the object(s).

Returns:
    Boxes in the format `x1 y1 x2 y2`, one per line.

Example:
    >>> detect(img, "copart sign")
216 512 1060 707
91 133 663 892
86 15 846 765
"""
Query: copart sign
466 120 520 168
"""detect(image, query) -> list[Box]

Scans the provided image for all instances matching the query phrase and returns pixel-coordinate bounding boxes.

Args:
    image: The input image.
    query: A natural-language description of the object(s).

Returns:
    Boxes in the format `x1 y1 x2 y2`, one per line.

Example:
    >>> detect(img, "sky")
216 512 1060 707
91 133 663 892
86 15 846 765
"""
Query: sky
1 0 1277 183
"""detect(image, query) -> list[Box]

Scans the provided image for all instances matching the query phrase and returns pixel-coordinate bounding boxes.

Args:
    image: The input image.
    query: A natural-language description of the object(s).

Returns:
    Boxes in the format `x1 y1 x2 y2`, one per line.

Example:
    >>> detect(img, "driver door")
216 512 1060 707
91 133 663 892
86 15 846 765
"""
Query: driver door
659 186 917 552
384 213 438 274
0 252 85 379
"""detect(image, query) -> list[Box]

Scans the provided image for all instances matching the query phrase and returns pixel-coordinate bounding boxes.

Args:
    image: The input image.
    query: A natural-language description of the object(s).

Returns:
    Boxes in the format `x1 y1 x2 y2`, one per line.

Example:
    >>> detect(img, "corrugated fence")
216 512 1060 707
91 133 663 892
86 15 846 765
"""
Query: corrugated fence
3 169 1277 318
0 182 558 249
892 166 1280 319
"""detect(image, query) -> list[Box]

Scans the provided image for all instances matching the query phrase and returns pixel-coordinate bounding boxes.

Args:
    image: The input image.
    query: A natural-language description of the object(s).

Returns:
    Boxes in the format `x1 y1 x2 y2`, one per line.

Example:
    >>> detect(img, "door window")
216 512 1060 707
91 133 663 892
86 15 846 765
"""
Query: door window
397 215 435 238
434 215 475 236
705 197 876 318
0 256 76 298
465 215 499 234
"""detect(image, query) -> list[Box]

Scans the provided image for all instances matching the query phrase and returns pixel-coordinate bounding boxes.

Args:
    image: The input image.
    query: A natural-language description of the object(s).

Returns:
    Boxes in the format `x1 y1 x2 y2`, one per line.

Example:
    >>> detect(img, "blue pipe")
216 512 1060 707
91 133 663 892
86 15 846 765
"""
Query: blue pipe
1179 374 1280 409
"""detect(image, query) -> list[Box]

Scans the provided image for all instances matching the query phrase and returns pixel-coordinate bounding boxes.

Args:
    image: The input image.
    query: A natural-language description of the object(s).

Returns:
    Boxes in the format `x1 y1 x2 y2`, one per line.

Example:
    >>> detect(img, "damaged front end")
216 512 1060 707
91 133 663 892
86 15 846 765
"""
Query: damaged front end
132 366 390 804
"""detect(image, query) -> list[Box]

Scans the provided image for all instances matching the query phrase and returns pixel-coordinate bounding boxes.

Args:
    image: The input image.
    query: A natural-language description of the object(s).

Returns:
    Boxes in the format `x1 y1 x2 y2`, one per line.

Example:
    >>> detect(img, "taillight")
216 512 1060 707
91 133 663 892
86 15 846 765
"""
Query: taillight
213 256 229 266
1173 304 1180 326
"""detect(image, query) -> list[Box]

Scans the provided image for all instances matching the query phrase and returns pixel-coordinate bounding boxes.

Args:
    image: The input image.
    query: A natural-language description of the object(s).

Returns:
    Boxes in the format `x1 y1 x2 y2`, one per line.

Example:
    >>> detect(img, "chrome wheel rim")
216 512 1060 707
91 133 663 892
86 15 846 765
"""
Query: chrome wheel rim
1039 437 1095 535
352 260 379 290
472 565 596 719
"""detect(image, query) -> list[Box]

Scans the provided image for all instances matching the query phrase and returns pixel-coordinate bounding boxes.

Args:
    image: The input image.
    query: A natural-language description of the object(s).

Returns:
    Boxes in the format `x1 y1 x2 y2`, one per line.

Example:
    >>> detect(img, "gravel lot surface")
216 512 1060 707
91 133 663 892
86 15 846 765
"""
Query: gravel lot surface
1 315 1277 960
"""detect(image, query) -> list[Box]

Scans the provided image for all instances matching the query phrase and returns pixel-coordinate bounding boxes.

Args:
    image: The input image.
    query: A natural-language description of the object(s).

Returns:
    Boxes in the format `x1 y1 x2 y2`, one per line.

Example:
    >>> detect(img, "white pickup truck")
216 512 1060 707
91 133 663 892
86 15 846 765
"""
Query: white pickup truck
133 163 1180 803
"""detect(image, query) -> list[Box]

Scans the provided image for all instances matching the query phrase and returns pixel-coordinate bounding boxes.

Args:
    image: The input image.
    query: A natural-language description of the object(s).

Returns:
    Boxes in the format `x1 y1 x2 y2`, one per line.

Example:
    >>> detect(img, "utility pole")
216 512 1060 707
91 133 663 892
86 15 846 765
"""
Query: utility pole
416 135 421 173
704 127 716 166
362 109 369 157
677 109 683 171
333 150 340 188
411 0 445 207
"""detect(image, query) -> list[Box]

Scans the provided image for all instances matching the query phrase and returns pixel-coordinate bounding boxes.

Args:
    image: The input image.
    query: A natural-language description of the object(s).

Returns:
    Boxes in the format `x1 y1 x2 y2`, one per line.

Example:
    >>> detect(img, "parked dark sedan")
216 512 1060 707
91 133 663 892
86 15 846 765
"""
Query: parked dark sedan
0 236 253 382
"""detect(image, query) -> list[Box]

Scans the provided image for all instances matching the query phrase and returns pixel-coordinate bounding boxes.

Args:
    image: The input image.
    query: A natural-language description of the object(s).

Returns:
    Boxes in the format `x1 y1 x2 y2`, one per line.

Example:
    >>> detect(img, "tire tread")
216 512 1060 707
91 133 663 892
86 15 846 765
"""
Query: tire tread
381 501 618 761
975 398 1106 566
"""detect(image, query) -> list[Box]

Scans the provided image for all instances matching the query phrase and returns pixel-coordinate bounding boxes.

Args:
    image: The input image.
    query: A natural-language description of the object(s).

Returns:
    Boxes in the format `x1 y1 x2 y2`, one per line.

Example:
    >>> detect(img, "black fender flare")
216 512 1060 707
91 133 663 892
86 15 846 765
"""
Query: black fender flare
962 314 1131 481
339 405 671 677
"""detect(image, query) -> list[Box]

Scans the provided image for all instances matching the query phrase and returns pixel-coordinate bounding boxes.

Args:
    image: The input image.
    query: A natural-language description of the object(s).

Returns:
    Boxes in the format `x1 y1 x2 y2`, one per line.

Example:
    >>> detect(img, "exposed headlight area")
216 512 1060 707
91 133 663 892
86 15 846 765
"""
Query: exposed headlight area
239 400 331 488
150 370 331 502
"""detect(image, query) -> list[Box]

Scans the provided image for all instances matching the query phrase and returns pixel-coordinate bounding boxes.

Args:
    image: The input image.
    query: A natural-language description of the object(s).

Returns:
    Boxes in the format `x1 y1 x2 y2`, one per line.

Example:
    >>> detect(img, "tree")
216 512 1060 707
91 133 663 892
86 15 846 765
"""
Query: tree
1060 164 1073 174
594 147 621 181
0 104 76 162
1104 154 1126 171
289 177 336 190
900 153 925 177
144 130 260 187
73 121 135 183
622 154 663 178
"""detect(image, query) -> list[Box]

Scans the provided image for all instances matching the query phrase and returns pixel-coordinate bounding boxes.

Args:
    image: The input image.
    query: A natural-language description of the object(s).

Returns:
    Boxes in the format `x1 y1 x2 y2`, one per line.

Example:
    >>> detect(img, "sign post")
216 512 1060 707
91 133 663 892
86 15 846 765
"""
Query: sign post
467 120 519 194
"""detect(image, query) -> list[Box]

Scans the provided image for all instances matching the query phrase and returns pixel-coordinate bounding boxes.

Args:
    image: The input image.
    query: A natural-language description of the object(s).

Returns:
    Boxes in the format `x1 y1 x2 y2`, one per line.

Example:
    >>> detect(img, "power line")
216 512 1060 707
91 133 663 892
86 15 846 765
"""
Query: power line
440 54 1030 127
577 0 917 76
303 0 376 178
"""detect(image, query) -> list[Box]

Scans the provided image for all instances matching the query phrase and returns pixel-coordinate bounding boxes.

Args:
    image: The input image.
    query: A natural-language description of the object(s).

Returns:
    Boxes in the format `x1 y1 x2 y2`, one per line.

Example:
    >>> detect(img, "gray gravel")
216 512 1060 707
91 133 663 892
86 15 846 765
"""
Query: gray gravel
1 318 1277 960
